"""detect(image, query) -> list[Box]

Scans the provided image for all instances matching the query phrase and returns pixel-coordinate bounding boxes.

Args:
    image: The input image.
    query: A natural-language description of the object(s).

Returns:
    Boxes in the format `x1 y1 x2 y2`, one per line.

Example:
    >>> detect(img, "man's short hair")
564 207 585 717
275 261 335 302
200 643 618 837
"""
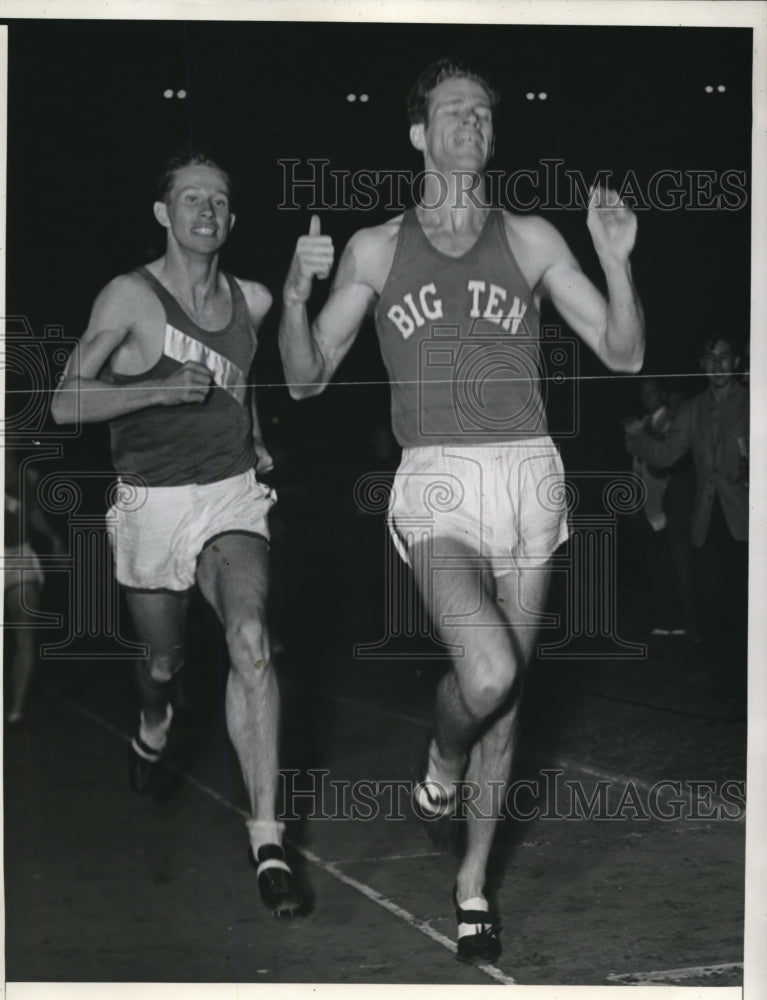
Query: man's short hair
407 58 500 125
156 150 233 206
700 334 737 356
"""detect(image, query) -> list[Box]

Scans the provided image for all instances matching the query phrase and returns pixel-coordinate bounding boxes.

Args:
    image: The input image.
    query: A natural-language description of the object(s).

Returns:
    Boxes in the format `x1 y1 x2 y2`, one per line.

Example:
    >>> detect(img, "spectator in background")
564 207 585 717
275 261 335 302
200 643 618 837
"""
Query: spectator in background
4 450 64 726
625 336 748 691
662 385 699 643
626 378 681 636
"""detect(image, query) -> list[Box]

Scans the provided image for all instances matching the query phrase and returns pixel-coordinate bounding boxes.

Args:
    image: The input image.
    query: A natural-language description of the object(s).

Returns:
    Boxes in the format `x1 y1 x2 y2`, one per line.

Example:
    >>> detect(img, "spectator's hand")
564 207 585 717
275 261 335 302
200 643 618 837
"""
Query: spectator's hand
587 186 638 264
283 215 335 304
622 416 644 436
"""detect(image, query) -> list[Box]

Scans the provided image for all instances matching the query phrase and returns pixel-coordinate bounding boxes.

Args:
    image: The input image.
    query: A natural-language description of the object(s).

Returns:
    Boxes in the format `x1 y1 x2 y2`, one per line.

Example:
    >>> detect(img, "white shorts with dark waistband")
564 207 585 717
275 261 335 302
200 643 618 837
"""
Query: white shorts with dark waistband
106 469 275 592
387 438 568 577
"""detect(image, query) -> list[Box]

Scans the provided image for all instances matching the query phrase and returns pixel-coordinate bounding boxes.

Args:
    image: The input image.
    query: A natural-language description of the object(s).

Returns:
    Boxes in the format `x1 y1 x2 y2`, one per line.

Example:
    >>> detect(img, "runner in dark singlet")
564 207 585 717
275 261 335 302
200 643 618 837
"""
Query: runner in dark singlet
53 152 304 918
279 59 644 961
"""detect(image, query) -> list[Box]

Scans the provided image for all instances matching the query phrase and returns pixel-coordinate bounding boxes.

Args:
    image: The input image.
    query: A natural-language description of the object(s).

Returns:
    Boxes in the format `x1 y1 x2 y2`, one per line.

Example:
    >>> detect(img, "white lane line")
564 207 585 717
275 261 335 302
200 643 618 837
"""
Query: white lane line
328 851 444 865
606 960 743 984
68 699 517 986
285 683 746 821
296 844 517 985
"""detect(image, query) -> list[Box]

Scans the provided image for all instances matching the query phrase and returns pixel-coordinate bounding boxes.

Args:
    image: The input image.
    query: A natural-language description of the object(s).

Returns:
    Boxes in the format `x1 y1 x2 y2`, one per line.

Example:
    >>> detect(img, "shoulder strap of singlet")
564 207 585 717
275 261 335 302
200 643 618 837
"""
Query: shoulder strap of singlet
486 208 537 304
221 271 253 332
133 266 190 331
133 266 251 335
394 208 418 258
376 212 415 311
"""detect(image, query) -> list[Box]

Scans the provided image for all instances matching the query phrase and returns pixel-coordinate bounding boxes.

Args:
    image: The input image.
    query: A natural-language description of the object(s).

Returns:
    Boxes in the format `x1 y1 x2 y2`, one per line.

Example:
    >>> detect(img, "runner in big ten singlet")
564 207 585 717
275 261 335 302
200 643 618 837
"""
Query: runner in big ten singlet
52 152 304 918
279 59 644 960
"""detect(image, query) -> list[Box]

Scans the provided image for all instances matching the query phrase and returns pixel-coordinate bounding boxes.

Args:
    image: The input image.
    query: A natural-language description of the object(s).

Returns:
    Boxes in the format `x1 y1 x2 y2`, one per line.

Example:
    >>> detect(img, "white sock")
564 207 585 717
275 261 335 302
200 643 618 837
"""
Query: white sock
457 895 488 911
138 703 173 752
456 896 491 939
246 819 286 858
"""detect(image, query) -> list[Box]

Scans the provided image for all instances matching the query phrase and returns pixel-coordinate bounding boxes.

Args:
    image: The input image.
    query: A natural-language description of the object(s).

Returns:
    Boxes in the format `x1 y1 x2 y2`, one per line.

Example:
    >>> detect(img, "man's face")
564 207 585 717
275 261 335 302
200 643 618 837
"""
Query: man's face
701 339 737 388
410 76 494 174
155 164 234 253
640 381 664 414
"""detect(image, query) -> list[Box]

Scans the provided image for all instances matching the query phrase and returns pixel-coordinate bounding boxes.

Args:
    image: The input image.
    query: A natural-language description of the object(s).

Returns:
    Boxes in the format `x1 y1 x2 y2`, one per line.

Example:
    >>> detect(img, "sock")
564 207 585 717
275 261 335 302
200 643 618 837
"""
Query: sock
457 895 488 911
426 739 464 789
247 819 286 859
138 702 173 753
456 895 491 939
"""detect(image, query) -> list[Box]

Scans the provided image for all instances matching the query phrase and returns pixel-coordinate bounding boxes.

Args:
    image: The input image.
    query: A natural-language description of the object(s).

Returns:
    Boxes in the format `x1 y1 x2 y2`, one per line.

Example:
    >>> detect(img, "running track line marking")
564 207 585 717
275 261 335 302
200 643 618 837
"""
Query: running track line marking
606 960 743 984
328 851 444 865
285 682 746 822
68 699 517 986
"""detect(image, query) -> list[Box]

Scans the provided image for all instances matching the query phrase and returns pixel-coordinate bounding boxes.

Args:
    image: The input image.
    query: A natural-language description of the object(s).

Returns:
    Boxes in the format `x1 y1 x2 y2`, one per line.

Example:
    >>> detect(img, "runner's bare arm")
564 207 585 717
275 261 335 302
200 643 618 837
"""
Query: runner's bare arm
235 277 275 474
279 217 376 399
238 278 273 330
533 188 644 373
51 276 213 424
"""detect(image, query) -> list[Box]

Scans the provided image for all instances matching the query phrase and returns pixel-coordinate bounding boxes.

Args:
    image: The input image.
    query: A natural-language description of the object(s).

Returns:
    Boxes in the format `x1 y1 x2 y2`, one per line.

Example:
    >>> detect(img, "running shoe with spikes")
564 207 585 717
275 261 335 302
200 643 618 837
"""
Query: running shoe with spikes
454 890 501 964
249 843 304 919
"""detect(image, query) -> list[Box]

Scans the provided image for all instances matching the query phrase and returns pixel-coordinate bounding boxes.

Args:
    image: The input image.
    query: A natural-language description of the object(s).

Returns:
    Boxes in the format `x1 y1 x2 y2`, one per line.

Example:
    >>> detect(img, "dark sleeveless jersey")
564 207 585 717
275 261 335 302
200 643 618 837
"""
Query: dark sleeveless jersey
374 208 546 447
101 267 256 487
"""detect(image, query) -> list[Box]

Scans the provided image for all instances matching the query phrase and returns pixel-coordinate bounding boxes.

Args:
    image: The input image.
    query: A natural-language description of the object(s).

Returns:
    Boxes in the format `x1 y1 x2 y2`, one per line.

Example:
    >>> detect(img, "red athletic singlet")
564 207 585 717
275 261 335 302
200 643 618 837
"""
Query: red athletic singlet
374 208 546 447
101 267 256 486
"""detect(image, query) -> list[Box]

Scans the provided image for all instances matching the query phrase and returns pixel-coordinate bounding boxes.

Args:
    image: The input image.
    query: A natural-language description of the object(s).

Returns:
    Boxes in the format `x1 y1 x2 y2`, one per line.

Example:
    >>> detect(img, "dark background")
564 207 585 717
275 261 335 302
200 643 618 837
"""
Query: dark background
4 18 753 477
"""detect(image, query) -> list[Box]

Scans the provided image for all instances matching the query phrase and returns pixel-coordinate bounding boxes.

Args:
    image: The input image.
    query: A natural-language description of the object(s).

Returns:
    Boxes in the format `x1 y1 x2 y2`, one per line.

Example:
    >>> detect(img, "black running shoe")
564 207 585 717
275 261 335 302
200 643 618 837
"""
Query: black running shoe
454 891 501 965
249 844 304 919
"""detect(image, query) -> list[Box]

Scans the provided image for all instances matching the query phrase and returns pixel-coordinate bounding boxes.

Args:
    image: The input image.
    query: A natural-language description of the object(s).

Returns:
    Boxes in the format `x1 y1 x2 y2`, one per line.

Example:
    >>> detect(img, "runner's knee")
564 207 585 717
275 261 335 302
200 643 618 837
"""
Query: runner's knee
225 617 270 674
457 641 517 718
145 647 184 684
